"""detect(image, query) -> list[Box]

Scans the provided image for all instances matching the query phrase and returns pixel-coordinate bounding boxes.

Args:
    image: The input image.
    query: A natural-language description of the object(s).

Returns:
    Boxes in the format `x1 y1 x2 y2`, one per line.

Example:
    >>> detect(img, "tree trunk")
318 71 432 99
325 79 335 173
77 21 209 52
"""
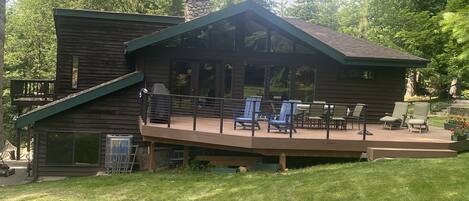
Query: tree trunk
405 71 416 98
0 0 5 153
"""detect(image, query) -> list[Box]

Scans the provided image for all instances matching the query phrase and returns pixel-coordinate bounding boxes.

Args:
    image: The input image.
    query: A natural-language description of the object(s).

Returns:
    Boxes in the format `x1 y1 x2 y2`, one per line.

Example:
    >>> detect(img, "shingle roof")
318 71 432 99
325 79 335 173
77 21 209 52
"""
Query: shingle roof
54 8 184 24
15 72 144 128
124 1 427 67
283 18 426 63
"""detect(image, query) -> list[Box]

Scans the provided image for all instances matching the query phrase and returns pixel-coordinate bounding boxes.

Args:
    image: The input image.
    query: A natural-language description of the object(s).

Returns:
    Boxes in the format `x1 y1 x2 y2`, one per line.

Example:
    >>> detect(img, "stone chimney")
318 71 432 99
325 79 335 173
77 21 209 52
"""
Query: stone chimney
185 0 210 21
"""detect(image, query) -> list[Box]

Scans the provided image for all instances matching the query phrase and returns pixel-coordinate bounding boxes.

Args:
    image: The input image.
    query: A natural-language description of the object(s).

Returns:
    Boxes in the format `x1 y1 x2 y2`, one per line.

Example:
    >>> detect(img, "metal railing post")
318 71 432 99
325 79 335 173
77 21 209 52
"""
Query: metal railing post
326 104 330 140
219 99 224 134
363 104 368 140
167 95 172 128
289 102 294 138
251 100 256 137
143 93 149 125
193 97 198 131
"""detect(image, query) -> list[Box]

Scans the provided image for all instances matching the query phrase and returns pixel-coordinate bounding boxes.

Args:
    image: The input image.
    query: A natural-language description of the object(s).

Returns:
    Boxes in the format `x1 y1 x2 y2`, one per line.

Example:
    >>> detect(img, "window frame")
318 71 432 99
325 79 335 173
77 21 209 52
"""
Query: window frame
71 56 79 89
45 131 101 167
338 68 376 81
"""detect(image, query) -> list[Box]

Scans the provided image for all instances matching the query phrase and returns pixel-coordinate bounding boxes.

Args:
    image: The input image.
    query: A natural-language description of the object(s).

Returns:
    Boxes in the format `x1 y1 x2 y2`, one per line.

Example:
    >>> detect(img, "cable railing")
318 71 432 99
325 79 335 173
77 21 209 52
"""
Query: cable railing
140 92 369 140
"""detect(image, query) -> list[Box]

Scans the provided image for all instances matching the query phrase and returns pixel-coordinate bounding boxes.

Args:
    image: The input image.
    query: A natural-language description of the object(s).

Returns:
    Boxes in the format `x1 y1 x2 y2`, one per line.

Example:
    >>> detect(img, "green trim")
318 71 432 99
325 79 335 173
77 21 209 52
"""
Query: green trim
124 1 427 67
15 72 144 129
343 57 428 67
54 8 184 24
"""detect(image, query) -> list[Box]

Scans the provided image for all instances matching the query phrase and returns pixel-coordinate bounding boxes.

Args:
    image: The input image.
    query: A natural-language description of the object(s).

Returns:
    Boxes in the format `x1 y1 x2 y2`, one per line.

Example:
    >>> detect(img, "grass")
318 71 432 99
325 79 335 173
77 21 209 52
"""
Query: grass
2 153 469 201
428 115 447 128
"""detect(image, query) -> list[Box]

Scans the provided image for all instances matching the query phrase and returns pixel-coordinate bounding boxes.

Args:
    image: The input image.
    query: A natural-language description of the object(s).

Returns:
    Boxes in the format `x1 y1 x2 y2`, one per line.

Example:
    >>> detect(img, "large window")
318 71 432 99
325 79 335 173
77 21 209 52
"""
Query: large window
46 132 100 165
294 66 316 102
244 64 266 97
224 64 233 98
71 56 79 89
244 20 268 52
270 31 293 53
269 65 290 99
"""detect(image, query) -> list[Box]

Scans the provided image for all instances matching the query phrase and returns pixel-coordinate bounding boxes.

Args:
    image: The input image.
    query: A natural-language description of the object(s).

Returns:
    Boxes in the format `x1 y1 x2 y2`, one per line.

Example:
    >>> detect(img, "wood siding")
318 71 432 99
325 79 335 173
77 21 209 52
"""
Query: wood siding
34 84 142 176
140 47 406 121
54 16 172 98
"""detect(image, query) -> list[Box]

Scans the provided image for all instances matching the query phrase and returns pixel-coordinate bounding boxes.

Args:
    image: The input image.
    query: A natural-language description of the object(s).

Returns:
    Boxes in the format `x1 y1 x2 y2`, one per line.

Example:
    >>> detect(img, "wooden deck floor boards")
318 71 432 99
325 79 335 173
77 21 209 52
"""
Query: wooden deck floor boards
140 117 461 158
148 116 452 143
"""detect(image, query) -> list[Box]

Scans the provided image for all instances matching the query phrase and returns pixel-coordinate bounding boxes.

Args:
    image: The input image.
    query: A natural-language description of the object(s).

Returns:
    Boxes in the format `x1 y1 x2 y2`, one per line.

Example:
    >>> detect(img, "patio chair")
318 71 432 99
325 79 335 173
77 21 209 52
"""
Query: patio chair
307 103 324 128
407 102 430 133
345 103 364 130
267 100 298 133
234 96 262 130
379 102 409 130
331 105 347 130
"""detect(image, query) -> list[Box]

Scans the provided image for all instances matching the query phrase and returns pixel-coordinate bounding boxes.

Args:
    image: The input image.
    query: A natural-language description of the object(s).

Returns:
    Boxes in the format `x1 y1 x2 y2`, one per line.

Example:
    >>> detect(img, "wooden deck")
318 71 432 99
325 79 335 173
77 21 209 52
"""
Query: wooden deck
140 117 467 159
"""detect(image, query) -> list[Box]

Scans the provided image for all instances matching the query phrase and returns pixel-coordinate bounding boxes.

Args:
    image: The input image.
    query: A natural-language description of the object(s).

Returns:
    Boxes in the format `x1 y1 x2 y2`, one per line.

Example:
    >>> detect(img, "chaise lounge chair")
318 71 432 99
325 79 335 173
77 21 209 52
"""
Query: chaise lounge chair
268 100 298 133
234 96 262 130
407 102 430 133
379 102 409 130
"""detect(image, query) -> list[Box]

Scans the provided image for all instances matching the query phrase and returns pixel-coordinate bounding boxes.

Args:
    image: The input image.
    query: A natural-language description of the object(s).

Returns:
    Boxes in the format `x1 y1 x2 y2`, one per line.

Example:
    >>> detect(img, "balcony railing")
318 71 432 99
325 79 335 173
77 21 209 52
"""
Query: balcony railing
10 79 54 105
139 92 370 140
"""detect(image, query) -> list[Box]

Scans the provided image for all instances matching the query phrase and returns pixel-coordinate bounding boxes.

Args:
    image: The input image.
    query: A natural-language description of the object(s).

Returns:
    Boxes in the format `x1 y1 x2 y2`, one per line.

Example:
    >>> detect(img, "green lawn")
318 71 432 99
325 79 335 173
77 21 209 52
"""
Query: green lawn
429 115 447 128
2 153 469 201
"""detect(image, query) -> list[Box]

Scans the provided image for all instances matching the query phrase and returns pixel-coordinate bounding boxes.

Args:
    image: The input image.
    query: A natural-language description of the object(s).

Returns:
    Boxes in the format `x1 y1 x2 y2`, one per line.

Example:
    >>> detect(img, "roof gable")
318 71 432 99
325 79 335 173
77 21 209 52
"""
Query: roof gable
125 1 427 67
15 72 144 128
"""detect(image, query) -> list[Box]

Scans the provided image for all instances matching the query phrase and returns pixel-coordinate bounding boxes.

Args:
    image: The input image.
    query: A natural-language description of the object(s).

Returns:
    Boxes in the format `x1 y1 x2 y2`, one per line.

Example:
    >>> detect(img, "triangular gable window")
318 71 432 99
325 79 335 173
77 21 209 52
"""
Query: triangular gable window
157 13 314 54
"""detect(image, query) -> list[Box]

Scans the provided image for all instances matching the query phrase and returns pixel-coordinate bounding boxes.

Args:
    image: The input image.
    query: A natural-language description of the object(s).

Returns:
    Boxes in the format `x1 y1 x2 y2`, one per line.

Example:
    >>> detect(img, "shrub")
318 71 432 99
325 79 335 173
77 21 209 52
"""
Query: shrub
431 102 450 112
462 90 469 100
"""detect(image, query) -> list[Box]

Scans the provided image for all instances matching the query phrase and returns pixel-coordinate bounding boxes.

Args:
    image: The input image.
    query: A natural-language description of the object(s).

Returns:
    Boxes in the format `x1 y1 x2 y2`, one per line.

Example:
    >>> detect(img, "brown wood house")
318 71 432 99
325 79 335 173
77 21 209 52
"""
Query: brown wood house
14 1 430 177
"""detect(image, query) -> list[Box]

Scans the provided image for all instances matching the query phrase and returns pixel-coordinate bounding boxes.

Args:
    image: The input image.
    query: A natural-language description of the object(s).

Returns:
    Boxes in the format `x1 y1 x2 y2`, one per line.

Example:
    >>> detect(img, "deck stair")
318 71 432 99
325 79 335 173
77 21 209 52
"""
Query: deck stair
367 147 457 161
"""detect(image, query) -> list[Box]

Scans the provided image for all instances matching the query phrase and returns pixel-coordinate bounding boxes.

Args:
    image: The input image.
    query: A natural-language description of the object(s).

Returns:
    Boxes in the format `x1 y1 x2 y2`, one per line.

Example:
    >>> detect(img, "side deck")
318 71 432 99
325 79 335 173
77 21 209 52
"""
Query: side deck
140 117 464 158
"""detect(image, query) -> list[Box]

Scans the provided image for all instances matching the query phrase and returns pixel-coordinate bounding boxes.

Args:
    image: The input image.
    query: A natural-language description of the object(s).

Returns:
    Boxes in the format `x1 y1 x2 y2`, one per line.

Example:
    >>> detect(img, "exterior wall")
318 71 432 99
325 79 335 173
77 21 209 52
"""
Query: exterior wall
54 16 173 98
315 64 406 121
139 47 406 121
34 84 142 176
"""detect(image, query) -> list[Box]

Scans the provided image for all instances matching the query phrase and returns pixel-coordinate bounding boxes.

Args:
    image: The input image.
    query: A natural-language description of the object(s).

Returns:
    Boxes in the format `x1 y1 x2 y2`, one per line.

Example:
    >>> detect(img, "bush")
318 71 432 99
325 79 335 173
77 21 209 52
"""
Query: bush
462 90 469 100
431 102 450 112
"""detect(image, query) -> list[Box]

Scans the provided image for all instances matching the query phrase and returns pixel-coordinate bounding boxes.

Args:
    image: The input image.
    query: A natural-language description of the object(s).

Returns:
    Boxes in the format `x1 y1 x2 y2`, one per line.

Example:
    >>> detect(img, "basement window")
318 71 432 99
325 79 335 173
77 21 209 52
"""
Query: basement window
71 56 79 89
46 132 100 166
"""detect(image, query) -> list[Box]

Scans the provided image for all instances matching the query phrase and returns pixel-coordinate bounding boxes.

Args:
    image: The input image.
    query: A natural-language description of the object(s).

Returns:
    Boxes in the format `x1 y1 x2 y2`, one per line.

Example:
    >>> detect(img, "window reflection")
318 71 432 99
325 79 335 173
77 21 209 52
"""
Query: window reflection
294 66 315 102
244 20 268 52
244 64 266 97
271 31 293 53
269 65 289 99
224 64 233 98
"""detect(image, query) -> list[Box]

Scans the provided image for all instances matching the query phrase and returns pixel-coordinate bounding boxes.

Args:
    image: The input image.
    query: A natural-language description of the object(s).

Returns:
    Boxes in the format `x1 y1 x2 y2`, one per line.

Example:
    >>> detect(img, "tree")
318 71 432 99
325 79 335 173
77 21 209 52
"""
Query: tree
210 0 276 11
288 0 341 30
2 0 181 145
440 0 469 88
0 0 4 155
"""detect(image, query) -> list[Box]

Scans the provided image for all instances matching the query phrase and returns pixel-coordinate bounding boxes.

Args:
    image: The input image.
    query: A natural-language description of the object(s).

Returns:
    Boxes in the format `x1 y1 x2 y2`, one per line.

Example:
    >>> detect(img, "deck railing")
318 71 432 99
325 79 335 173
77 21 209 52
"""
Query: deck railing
140 92 369 140
10 79 54 103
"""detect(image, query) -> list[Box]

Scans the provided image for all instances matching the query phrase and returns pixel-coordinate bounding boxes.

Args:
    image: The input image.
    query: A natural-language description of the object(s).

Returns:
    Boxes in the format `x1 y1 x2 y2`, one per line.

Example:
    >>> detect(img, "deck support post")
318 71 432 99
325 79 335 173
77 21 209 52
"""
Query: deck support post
279 153 287 172
183 146 190 168
148 142 156 172
15 128 21 160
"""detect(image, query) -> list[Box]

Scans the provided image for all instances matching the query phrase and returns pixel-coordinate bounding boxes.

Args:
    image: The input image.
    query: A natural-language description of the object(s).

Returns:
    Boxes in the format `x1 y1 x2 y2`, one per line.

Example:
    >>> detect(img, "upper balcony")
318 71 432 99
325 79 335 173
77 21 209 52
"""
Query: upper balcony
10 79 54 107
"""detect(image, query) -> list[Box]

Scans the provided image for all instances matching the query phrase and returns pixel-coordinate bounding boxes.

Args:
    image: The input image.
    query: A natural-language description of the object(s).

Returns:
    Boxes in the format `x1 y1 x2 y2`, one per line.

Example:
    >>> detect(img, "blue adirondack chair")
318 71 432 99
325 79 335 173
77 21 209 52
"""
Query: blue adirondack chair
268 100 298 133
234 96 262 130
